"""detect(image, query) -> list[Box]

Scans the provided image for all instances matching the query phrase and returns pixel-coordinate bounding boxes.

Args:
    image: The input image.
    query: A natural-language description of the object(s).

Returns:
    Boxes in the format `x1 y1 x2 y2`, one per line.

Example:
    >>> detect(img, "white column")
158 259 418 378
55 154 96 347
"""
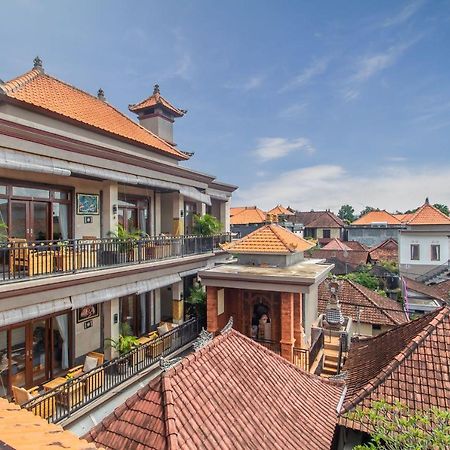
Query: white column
101 181 119 237
103 298 120 360
220 200 231 232
173 193 184 236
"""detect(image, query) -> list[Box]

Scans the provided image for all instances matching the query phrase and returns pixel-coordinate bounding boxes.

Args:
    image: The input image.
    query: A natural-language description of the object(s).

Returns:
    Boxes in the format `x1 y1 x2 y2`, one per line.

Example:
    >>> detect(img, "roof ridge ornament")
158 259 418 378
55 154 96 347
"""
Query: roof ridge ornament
153 83 160 95
97 88 106 101
33 56 44 73
159 356 182 372
193 327 214 352
220 316 234 335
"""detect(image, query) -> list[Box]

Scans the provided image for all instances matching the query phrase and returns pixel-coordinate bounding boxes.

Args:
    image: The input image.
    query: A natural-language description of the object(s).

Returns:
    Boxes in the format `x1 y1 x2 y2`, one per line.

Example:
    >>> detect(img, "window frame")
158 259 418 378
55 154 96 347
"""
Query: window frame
410 244 420 261
431 244 441 261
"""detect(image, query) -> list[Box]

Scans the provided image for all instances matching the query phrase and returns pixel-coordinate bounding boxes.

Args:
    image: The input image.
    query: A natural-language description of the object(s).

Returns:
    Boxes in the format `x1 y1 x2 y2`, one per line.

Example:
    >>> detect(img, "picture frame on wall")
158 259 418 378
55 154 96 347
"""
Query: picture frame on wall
76 193 100 215
77 304 99 323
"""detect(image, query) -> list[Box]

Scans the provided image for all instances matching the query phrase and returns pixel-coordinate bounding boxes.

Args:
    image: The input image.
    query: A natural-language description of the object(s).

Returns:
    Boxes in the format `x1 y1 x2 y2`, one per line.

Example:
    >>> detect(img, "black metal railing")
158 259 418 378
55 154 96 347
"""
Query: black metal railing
0 234 231 283
23 318 200 423
293 329 324 372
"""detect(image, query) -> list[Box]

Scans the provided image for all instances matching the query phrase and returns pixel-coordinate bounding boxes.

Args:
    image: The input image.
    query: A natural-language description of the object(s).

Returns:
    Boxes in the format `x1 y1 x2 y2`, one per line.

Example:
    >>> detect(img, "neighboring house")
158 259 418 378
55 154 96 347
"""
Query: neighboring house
345 240 368 251
200 223 333 361
402 276 447 315
337 307 450 448
398 201 450 281
0 58 236 402
292 210 345 243
368 238 398 263
318 279 408 337
307 249 370 275
230 205 267 237
348 210 405 247
322 238 352 251
85 327 344 450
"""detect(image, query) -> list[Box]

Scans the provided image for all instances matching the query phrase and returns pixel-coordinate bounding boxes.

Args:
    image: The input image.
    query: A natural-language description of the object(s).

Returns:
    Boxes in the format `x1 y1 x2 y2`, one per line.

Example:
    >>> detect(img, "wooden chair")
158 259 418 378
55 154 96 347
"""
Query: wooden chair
66 351 104 395
12 385 55 420
8 238 54 277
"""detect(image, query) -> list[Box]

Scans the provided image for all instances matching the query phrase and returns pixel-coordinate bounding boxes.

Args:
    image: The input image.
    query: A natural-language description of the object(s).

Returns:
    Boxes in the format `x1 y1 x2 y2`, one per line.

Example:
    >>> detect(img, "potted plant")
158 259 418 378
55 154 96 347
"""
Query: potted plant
105 330 139 374
192 214 222 253
104 225 146 264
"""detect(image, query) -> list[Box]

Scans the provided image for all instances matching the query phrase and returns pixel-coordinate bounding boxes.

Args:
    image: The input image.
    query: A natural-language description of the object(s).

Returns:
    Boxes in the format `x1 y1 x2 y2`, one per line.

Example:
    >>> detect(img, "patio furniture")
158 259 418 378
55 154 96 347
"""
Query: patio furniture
66 351 104 395
12 385 55 419
8 239 55 277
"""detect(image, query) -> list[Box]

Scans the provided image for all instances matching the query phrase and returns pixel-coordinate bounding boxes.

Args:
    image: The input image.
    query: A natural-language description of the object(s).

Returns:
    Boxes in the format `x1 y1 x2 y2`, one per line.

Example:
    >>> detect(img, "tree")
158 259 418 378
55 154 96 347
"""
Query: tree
433 203 449 216
348 400 450 450
340 265 380 291
193 214 222 236
185 281 207 326
359 206 378 217
338 204 356 223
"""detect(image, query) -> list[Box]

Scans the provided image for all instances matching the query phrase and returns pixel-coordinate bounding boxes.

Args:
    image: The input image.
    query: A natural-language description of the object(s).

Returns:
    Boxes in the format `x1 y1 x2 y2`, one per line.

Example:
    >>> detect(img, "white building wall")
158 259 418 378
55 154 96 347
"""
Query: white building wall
399 232 449 266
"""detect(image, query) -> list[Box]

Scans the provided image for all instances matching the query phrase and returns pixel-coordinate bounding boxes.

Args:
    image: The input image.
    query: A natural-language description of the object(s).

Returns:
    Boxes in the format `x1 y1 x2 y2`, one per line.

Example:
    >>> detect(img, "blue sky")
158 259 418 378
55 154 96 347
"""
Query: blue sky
1 0 450 213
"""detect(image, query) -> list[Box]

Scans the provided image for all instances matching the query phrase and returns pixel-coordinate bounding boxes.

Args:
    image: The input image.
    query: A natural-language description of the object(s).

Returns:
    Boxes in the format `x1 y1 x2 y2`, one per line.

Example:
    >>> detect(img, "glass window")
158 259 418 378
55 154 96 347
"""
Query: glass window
322 229 331 239
0 186 7 196
0 330 7 398
431 245 441 261
410 244 420 261
52 203 69 240
0 199 8 240
53 191 69 200
12 187 50 199
10 327 26 389
120 295 137 336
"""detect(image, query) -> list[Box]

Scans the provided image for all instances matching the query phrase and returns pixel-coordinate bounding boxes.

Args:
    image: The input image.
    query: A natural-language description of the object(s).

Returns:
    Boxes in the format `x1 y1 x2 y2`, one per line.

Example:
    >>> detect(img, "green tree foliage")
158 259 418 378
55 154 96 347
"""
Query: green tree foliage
349 400 450 450
193 214 222 236
359 206 379 217
338 204 356 223
433 203 449 216
340 265 380 291
185 281 207 325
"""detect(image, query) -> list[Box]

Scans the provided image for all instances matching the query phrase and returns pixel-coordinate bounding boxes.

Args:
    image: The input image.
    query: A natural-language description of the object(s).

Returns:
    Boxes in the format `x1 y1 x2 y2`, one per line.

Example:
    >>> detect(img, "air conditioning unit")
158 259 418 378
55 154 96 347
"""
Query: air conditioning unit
370 222 388 228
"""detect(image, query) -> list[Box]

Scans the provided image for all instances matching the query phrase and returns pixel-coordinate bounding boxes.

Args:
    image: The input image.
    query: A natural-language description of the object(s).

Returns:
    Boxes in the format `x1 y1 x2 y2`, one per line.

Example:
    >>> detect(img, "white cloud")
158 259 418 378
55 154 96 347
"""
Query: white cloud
385 156 408 162
234 164 450 213
252 137 316 162
383 0 425 28
225 75 265 91
278 102 308 119
280 57 330 92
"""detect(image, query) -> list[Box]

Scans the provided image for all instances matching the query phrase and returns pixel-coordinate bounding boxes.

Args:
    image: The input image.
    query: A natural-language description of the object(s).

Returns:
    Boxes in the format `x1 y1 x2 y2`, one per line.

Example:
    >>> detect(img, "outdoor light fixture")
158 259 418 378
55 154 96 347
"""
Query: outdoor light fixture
112 204 118 215
180 210 184 218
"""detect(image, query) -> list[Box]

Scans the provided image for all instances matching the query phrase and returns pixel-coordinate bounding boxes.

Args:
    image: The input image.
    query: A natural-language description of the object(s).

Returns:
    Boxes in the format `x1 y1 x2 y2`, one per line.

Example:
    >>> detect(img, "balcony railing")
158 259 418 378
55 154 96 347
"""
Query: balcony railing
253 338 281 354
0 234 231 283
23 318 200 423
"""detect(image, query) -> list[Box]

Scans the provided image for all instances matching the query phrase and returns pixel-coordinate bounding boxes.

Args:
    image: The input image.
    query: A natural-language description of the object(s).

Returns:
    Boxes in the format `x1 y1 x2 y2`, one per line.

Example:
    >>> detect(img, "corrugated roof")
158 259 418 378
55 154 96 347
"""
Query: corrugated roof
1 66 188 160
86 329 344 450
223 223 314 254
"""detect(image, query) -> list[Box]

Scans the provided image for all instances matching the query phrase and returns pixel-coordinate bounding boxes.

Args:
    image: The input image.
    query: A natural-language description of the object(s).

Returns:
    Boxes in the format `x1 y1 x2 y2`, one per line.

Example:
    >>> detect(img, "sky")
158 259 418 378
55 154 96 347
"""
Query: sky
1 0 450 214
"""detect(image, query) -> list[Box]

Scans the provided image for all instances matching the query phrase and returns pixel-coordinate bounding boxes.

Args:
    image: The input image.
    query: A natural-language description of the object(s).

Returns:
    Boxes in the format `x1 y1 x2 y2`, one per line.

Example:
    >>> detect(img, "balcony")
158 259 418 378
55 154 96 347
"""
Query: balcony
0 234 231 284
22 318 200 423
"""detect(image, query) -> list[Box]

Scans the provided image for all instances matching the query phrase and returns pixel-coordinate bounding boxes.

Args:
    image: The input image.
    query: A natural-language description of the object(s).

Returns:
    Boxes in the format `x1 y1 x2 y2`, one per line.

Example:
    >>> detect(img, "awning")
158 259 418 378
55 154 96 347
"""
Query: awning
0 298 72 328
206 188 230 202
136 273 181 294
71 274 182 309
179 186 211 205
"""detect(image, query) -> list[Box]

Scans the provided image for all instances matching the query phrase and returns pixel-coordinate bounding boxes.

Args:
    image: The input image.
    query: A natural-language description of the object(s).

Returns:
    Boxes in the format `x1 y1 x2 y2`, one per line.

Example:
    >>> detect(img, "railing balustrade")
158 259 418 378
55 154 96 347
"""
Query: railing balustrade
23 318 200 423
0 233 231 283
253 338 281 354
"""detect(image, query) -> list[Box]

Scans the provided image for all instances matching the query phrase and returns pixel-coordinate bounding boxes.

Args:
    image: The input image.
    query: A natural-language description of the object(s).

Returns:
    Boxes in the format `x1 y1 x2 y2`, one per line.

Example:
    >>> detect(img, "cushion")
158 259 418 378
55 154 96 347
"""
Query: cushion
157 323 169 336
83 355 98 373
148 331 158 341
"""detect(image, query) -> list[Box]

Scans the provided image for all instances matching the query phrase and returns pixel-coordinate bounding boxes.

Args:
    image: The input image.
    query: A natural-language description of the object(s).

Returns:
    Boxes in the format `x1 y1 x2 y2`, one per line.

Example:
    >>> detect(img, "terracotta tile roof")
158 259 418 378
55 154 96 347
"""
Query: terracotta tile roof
86 329 344 450
322 238 352 251
345 241 368 251
230 206 267 225
307 249 369 274
223 223 314 254
352 210 402 226
405 202 450 225
129 85 186 117
393 213 414 223
339 307 450 433
403 276 447 303
430 279 450 301
0 398 98 449
267 204 294 216
0 67 188 160
293 210 344 228
319 279 408 327
369 238 398 262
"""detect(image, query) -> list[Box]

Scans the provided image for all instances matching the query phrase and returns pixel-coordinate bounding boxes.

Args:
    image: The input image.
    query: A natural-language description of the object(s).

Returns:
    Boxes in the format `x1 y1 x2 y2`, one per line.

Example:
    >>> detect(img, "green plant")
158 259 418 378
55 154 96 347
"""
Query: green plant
348 400 450 450
338 204 356 223
339 266 381 291
192 214 222 236
0 220 8 242
185 281 207 325
108 224 145 240
105 333 139 356
119 322 134 337
378 259 399 274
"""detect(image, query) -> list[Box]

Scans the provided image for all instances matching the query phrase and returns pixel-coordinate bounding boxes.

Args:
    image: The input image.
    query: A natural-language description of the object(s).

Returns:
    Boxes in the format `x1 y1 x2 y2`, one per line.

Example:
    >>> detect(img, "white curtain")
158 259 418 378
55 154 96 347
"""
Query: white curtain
139 294 146 335
59 204 69 240
55 314 69 369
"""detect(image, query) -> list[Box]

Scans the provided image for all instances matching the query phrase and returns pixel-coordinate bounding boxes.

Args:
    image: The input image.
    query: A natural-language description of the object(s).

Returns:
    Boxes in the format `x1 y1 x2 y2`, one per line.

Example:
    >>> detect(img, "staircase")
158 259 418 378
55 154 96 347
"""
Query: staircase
417 260 450 284
321 335 342 378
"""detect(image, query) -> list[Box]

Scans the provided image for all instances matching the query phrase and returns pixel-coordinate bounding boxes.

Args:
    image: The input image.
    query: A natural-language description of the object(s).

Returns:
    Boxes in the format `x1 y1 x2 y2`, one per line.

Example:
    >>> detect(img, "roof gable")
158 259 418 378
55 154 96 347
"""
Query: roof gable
322 239 352 251
230 206 267 225
129 85 186 117
86 329 344 450
406 203 450 225
1 68 188 160
268 204 294 215
223 223 314 254
369 238 398 262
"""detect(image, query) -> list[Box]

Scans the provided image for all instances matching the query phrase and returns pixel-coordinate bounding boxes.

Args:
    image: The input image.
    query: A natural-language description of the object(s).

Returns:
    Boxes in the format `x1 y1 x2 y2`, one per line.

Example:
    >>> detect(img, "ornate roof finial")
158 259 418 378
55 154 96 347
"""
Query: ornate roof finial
159 356 182 372
153 84 160 95
425 197 430 205
193 328 214 352
33 56 43 72
220 316 234 335
97 88 106 101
